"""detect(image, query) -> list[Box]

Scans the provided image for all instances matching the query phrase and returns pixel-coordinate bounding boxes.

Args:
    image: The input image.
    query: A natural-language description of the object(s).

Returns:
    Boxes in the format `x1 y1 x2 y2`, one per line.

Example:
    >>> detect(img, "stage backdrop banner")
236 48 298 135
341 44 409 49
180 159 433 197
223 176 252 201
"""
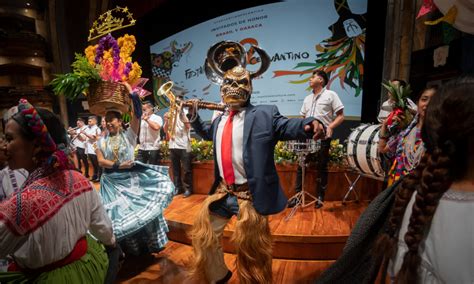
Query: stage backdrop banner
150 0 367 121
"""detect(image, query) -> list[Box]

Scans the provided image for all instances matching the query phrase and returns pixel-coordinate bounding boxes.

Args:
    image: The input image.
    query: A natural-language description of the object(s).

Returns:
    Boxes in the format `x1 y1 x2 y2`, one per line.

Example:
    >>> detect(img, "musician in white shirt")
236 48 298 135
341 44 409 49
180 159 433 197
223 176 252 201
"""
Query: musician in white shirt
289 69 344 208
137 102 163 165
164 106 193 198
68 118 89 178
82 116 101 182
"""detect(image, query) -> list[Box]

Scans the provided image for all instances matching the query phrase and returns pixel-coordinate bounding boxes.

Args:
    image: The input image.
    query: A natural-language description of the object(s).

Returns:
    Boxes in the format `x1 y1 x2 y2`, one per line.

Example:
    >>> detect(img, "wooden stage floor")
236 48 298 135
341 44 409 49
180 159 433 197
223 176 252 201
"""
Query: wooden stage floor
117 194 369 283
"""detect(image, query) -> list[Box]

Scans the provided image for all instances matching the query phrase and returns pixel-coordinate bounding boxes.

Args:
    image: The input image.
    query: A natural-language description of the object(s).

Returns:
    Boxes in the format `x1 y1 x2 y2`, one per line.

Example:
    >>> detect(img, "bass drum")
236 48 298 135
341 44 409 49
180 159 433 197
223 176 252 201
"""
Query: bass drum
346 124 385 178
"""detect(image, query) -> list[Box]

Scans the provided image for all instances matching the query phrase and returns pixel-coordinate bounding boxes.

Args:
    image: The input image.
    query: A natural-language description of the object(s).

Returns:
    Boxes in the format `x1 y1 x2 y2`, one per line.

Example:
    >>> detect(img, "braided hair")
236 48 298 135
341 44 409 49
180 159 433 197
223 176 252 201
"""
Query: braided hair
375 75 474 283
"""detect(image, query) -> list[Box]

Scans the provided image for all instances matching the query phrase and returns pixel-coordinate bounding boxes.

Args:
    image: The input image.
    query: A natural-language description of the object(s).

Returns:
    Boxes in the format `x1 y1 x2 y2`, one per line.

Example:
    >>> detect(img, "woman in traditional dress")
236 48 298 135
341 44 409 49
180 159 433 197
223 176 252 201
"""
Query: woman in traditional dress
376 75 474 283
95 83 174 256
0 135 28 201
378 86 437 186
0 99 116 283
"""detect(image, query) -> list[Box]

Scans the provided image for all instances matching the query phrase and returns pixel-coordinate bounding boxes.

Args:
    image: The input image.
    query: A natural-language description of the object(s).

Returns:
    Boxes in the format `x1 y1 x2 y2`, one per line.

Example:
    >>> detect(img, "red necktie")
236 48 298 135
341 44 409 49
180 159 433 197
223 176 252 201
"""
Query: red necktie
221 110 238 185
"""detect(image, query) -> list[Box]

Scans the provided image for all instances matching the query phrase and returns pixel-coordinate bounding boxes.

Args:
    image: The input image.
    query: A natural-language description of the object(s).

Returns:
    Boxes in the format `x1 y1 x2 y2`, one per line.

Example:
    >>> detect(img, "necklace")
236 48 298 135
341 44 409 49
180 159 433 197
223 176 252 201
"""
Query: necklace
108 134 122 162
402 126 425 171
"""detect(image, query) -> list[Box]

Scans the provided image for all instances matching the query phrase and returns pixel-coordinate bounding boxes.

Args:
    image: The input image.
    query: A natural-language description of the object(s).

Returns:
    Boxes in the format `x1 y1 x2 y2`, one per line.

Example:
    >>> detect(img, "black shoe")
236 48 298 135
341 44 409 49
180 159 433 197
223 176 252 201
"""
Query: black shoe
183 190 192 198
315 200 323 208
216 270 232 284
287 198 297 208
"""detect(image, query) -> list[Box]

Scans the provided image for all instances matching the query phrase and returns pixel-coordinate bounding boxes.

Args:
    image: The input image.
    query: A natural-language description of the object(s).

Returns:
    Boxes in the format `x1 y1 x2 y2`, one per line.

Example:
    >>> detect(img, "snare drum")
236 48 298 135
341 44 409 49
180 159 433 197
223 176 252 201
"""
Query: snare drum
285 139 321 153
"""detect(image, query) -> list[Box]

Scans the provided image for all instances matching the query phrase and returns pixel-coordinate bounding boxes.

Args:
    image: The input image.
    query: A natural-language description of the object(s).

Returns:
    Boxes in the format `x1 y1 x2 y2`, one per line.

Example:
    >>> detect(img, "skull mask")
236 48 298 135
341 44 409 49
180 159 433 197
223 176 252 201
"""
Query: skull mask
220 66 252 108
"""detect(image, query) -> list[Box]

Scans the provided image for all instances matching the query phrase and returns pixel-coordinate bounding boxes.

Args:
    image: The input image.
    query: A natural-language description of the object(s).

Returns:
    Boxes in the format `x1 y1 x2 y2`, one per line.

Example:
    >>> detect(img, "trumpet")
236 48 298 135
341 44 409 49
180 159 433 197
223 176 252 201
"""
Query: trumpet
158 81 226 139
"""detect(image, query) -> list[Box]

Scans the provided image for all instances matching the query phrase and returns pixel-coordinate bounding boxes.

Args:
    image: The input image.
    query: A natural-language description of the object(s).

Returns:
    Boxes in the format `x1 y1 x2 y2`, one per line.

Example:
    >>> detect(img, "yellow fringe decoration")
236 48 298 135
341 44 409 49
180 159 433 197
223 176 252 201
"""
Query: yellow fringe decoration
188 193 227 282
232 200 273 284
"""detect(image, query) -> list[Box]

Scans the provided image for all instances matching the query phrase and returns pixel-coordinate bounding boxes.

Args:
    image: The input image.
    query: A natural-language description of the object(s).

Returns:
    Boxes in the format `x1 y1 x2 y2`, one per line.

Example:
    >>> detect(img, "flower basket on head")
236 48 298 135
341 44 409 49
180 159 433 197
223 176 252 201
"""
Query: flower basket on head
49 7 145 116
88 81 131 116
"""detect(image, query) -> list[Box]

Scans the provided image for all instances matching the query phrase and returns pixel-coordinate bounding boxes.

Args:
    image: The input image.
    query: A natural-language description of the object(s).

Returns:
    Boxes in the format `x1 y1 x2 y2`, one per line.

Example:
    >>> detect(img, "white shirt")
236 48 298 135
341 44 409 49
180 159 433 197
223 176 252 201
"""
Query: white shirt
72 126 87 149
169 109 191 151
377 98 417 123
139 114 163 150
390 189 474 283
300 88 344 127
0 167 28 201
215 110 247 185
84 125 101 155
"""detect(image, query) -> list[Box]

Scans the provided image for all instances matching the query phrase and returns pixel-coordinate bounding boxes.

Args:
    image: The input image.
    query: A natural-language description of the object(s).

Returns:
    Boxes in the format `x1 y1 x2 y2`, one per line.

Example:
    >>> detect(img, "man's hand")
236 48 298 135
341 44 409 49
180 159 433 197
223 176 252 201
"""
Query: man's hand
304 120 325 140
142 112 150 121
325 126 333 139
186 99 200 117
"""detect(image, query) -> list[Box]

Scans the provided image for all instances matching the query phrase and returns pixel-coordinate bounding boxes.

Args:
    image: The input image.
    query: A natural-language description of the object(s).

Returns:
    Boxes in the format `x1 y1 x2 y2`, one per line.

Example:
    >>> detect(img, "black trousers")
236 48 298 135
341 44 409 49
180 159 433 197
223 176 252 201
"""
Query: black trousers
136 149 161 165
87 153 101 179
76 147 89 177
295 139 331 200
170 148 193 193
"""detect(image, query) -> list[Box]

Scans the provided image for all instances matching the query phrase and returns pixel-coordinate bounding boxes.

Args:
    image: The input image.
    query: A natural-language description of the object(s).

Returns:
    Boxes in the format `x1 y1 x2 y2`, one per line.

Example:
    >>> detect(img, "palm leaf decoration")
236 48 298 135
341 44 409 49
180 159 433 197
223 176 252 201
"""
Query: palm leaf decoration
49 53 101 100
381 80 414 131
381 81 412 110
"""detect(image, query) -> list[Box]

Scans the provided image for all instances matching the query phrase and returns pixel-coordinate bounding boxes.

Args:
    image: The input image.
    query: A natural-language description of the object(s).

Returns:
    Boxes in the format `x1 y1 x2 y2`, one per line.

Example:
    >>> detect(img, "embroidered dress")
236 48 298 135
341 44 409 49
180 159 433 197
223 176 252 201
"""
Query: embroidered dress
97 127 174 255
386 115 425 186
0 170 113 283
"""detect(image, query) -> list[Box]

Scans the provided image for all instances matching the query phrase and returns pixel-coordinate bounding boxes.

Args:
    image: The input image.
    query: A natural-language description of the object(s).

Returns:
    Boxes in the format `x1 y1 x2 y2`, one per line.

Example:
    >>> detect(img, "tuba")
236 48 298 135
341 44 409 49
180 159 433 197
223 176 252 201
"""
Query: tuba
157 81 226 139
204 40 270 85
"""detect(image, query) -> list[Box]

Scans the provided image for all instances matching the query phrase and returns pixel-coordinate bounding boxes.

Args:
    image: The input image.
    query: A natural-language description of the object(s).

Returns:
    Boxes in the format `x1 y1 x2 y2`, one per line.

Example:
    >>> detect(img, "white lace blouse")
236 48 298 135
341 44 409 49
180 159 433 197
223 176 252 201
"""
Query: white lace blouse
390 189 474 283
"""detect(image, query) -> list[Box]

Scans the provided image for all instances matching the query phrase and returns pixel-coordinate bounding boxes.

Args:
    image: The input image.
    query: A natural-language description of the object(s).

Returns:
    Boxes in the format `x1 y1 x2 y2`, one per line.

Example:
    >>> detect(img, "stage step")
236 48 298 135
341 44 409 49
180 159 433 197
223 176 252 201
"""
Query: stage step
117 240 335 283
164 194 368 260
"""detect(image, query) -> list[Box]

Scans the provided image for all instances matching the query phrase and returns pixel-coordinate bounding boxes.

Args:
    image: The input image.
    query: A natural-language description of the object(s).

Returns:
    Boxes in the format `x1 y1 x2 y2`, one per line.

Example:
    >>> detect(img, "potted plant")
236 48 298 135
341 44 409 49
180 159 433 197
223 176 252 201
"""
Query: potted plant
274 141 297 165
191 138 214 162
328 139 347 171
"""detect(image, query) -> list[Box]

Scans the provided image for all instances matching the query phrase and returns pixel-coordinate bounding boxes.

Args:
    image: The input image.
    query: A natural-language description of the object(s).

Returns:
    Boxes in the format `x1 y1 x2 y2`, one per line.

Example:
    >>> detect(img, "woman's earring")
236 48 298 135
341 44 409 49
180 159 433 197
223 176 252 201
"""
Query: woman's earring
32 156 38 166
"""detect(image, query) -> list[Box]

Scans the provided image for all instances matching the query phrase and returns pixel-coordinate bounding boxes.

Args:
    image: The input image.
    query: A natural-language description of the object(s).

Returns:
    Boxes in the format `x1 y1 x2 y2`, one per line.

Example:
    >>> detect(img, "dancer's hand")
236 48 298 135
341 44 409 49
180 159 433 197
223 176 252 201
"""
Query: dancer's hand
120 160 134 169
122 82 133 94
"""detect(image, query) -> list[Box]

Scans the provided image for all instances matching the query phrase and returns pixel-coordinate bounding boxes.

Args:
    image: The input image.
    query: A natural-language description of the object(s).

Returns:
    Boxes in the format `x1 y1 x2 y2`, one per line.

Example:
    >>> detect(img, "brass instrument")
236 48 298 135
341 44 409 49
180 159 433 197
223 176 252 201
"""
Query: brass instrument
158 81 226 139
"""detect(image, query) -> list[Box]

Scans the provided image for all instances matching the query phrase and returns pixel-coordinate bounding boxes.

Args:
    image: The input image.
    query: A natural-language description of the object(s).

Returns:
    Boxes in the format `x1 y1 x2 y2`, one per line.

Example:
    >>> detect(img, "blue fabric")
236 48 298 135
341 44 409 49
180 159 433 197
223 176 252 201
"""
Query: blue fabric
209 194 240 219
100 162 174 241
191 104 316 215
130 92 142 119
